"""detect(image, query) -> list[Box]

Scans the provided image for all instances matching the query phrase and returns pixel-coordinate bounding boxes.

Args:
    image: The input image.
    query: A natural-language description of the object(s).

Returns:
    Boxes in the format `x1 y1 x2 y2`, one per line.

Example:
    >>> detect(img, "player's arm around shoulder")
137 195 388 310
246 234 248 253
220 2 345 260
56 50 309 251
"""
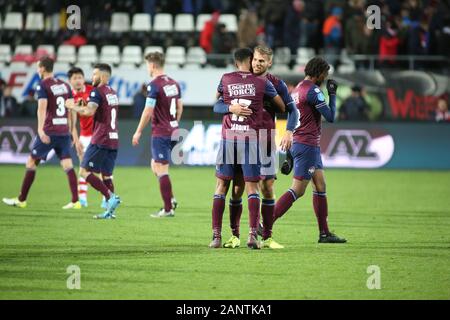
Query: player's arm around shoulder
265 79 286 113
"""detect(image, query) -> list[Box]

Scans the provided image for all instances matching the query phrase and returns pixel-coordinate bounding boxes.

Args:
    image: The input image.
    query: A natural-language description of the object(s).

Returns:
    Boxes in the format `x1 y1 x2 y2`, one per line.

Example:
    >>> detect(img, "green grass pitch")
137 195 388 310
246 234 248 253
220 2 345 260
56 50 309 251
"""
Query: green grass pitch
0 165 449 299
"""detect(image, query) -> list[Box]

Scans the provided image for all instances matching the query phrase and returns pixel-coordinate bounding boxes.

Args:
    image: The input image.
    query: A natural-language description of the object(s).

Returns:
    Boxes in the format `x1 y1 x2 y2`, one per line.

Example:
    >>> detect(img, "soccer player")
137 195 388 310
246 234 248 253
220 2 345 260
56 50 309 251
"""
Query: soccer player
67 67 94 207
132 52 183 218
213 45 299 249
273 57 347 243
209 47 286 249
65 63 121 219
2 57 80 209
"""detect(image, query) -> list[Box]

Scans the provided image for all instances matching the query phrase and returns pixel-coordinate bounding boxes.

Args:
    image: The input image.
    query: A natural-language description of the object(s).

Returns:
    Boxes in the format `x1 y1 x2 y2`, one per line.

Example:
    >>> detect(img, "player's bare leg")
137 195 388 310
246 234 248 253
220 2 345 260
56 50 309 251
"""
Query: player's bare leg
273 178 309 223
3 156 40 208
223 173 245 248
60 158 81 209
210 178 230 248
311 170 346 243
245 181 261 249
151 160 176 218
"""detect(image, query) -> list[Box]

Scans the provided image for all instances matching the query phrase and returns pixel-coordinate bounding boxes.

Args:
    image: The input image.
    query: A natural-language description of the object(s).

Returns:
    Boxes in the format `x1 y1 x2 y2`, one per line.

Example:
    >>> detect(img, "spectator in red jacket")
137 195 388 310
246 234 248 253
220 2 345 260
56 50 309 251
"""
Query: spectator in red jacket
379 20 401 67
200 11 220 54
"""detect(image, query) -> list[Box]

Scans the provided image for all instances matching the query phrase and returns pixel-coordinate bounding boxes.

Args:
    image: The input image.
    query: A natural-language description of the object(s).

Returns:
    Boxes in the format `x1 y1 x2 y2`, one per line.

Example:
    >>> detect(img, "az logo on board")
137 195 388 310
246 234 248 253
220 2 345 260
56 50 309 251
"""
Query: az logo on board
323 130 394 168
0 126 35 164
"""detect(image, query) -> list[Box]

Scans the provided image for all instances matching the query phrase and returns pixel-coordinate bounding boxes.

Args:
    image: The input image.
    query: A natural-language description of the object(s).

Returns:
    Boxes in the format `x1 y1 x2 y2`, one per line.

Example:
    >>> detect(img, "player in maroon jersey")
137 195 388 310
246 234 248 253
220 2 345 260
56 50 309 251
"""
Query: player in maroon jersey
65 63 121 219
209 48 287 249
132 52 183 218
273 57 347 243
2 57 80 209
214 45 299 249
67 67 94 207
213 46 299 248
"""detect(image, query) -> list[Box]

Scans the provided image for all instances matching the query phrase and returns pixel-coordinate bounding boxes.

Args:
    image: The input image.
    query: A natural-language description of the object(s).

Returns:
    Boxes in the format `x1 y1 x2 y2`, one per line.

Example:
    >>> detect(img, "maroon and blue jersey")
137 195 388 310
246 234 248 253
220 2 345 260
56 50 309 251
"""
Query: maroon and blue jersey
146 75 181 138
291 80 328 147
36 77 73 136
260 73 296 137
217 71 278 140
89 84 119 150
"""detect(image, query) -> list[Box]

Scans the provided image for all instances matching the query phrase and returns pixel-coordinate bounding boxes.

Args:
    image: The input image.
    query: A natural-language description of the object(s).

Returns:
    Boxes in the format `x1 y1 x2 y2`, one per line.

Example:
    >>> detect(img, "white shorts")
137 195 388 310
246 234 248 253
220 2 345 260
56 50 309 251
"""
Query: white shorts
79 135 92 152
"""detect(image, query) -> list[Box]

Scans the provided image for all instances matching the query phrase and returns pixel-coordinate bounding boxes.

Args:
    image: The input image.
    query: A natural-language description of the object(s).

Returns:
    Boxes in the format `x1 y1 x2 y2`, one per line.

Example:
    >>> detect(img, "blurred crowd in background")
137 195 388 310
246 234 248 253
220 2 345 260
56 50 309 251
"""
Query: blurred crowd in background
1 0 449 65
0 0 449 122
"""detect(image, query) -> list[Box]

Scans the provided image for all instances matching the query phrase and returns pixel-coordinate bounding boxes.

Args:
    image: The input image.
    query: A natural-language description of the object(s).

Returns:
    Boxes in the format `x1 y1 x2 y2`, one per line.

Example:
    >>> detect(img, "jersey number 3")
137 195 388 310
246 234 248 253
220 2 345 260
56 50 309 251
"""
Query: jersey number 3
56 96 66 117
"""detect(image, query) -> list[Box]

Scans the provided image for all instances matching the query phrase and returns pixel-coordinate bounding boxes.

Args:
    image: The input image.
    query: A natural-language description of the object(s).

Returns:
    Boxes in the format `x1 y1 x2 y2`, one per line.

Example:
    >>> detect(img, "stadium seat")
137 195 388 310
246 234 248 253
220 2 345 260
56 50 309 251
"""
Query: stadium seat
165 46 186 65
25 12 44 31
37 44 55 56
186 47 206 65
274 47 292 65
0 45 11 63
100 45 121 65
165 63 182 71
174 14 194 32
122 45 143 65
153 13 173 32
195 14 211 32
121 62 139 69
219 14 238 32
9 61 27 69
183 63 202 70
53 62 71 72
131 13 151 32
296 47 315 66
3 12 23 30
144 46 164 56
338 49 356 74
57 45 77 64
75 63 93 73
77 45 98 64
270 64 291 73
110 12 130 33
14 45 33 55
